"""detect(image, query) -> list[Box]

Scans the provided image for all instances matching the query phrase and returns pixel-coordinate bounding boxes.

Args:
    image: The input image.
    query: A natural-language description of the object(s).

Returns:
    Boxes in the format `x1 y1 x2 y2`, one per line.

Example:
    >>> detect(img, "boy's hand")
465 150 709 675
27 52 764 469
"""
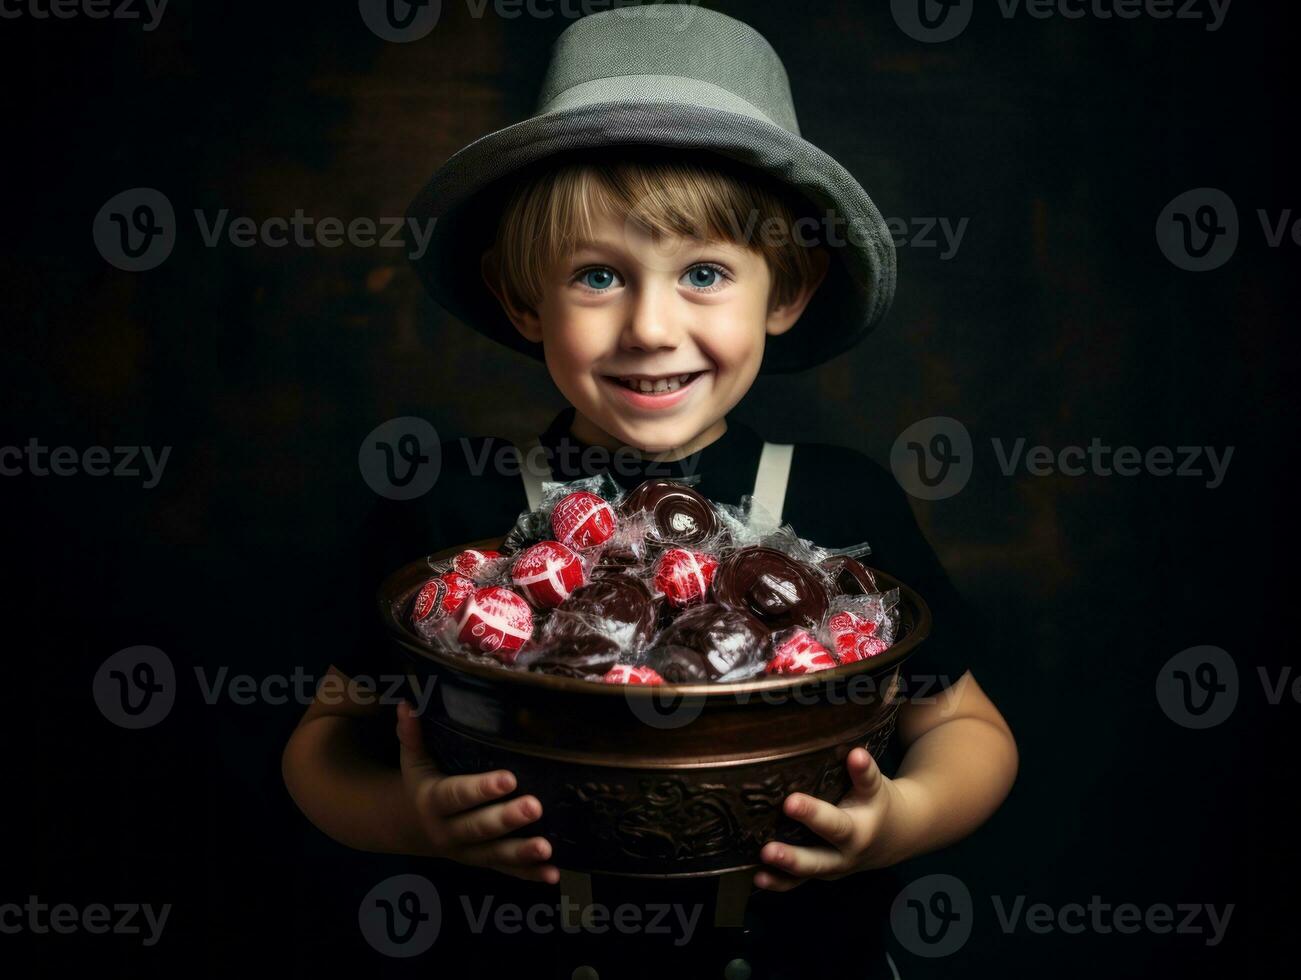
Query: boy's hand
396 700 559 884
754 747 918 891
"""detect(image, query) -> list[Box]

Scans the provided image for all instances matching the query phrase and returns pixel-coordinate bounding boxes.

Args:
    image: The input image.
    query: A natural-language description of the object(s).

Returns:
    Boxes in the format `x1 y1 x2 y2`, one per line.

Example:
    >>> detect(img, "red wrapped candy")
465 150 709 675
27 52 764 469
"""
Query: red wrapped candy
828 610 889 663
551 490 617 551
765 629 837 675
410 572 476 626
511 540 587 608
601 664 664 685
653 547 718 608
452 548 502 581
456 586 533 662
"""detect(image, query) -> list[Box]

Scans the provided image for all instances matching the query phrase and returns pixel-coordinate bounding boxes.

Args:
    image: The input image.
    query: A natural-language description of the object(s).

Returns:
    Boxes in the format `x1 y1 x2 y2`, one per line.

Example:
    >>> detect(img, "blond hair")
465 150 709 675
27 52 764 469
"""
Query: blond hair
482 149 825 315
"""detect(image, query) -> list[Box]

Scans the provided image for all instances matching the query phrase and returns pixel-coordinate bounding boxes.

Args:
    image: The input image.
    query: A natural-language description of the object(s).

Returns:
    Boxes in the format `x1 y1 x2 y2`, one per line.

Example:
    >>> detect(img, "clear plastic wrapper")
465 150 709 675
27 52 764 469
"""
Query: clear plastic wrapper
617 475 726 550
817 590 901 664
401 475 901 685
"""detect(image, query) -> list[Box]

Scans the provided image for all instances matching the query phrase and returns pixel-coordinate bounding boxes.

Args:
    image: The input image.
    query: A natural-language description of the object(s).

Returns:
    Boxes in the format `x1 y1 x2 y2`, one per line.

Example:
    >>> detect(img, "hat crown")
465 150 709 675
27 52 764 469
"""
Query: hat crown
536 6 800 135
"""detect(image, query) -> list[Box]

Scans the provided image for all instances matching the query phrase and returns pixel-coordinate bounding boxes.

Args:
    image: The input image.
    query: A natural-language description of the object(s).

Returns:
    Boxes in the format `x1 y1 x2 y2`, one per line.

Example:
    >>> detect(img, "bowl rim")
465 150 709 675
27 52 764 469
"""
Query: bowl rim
377 536 932 699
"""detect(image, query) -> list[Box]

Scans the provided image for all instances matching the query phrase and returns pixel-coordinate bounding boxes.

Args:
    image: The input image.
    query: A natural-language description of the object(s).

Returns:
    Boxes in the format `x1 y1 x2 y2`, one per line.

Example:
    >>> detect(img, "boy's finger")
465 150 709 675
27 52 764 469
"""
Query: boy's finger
759 840 845 880
429 769 517 817
752 868 806 892
489 862 562 885
444 794 543 845
782 792 856 849
461 835 554 870
847 747 883 797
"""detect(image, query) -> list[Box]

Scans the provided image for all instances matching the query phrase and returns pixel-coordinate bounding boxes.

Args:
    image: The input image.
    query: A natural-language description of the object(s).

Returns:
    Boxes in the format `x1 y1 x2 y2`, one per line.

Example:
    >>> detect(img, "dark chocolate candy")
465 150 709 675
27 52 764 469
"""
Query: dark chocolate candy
712 546 829 631
819 555 879 596
652 603 769 680
646 645 712 683
537 575 658 663
591 545 640 578
619 479 718 546
528 643 621 678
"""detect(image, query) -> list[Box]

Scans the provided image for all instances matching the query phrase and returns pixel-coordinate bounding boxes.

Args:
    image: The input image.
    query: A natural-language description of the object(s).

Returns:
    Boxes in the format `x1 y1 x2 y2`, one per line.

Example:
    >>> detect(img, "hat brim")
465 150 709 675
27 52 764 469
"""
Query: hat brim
406 97 896 374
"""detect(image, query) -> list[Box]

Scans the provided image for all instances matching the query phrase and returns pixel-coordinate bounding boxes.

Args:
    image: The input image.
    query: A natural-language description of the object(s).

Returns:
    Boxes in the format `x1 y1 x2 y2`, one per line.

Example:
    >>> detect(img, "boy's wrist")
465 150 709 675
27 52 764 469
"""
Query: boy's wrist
871 775 934 869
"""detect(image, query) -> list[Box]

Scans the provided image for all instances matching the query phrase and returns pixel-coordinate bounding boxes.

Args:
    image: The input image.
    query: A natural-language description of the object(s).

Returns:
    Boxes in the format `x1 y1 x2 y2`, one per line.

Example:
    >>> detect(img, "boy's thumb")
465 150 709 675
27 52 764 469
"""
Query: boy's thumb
396 700 441 782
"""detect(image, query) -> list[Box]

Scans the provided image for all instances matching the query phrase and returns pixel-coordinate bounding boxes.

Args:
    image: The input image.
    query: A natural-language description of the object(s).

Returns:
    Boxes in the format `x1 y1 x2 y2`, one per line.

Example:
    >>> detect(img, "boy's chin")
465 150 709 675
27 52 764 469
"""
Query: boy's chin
608 420 700 458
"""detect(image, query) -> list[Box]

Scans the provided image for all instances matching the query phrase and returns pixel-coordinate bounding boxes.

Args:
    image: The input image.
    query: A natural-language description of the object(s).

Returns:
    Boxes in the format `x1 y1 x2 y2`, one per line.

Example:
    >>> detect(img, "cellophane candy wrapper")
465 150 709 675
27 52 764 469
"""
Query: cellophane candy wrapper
644 520 731 611
399 475 908 685
501 472 625 553
819 591 901 665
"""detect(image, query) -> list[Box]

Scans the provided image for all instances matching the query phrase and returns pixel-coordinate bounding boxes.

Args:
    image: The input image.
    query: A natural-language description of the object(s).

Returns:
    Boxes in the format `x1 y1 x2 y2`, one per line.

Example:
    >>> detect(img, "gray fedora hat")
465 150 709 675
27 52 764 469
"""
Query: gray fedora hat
405 4 896 374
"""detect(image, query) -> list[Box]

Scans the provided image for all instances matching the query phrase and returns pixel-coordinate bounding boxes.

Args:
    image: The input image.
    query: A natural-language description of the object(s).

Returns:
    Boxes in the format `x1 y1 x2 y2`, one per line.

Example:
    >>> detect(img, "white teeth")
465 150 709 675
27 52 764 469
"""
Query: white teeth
616 372 698 394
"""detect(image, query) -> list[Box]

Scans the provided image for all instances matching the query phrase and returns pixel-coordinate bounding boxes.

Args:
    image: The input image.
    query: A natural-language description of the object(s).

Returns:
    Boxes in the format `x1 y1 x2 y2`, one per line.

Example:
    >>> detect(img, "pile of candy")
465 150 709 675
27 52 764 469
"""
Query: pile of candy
400 475 900 685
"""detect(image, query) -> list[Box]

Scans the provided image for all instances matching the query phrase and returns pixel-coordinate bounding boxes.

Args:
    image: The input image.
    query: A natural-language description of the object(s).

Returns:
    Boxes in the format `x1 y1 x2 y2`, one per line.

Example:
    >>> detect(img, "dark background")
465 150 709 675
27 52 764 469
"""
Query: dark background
2 0 1295 977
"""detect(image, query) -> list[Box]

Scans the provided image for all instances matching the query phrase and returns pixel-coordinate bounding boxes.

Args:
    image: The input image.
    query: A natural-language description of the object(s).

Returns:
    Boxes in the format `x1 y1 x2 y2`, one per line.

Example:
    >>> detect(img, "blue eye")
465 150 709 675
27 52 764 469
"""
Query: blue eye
683 265 724 289
581 268 618 290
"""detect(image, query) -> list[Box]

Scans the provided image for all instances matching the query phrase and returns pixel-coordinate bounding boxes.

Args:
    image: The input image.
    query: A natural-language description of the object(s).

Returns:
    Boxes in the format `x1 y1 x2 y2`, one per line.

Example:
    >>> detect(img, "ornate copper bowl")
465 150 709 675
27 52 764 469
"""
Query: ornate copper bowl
377 536 931 878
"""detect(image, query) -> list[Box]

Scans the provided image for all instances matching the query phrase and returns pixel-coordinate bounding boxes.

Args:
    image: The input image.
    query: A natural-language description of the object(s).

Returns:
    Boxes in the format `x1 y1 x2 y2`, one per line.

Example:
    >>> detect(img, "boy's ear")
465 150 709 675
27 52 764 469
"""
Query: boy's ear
480 249 543 344
765 246 831 338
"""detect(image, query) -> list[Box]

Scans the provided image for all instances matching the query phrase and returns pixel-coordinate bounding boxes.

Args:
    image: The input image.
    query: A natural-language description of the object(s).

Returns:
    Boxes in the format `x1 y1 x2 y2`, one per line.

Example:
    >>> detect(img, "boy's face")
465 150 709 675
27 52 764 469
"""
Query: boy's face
504 206 819 456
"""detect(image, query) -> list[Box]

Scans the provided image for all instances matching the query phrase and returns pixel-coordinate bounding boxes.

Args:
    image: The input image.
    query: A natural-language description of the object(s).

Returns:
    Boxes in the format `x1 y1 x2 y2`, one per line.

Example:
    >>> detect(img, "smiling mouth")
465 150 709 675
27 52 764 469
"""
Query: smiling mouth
605 372 706 394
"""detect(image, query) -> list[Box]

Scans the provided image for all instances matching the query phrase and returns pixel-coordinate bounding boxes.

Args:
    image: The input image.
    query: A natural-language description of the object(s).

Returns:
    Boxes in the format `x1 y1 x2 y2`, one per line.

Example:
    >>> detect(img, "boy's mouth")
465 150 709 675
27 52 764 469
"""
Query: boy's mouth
606 371 705 394
599 370 709 410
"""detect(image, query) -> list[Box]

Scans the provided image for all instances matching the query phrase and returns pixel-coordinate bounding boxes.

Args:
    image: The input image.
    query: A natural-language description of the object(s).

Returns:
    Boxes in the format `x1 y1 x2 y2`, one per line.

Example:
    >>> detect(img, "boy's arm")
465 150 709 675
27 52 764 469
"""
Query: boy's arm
280 667 435 856
281 667 559 882
885 670 1019 862
755 671 1018 888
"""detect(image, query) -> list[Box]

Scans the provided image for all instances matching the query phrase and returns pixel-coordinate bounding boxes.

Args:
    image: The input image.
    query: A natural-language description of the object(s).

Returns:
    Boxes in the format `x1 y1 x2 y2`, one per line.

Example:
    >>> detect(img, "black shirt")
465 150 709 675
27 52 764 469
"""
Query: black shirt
326 407 984 978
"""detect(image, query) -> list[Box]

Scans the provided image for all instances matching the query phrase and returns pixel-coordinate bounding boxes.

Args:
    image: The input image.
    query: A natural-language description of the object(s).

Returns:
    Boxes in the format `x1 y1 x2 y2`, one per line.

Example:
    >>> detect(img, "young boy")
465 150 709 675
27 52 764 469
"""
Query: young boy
282 8 1017 978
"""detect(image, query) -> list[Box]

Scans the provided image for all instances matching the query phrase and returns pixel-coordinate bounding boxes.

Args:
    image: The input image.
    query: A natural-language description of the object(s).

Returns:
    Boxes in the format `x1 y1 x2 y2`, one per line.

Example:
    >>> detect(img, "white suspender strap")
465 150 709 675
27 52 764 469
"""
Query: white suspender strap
751 441 794 529
512 435 549 511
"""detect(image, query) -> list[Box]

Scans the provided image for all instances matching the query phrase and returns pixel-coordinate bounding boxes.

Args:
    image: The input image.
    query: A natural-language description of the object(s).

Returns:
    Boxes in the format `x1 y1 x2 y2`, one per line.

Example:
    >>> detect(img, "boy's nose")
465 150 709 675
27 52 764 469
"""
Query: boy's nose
620 283 681 353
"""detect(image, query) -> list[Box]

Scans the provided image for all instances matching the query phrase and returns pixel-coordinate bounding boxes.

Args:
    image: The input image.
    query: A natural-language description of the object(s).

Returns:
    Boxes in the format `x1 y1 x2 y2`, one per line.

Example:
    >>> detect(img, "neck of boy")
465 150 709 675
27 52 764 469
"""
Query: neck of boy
569 411 728 463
